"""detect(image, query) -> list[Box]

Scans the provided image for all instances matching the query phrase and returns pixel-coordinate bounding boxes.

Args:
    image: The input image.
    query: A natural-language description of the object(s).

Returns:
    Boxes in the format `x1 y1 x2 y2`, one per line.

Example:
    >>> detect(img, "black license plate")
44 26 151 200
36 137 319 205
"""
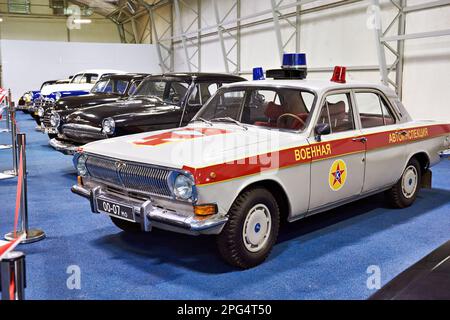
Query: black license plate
96 198 135 222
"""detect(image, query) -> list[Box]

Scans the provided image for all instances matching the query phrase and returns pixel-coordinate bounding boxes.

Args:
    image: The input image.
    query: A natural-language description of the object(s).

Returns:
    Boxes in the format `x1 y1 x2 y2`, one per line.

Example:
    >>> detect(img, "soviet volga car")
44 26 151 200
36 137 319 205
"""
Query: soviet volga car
41 73 149 138
71 59 450 268
49 73 245 155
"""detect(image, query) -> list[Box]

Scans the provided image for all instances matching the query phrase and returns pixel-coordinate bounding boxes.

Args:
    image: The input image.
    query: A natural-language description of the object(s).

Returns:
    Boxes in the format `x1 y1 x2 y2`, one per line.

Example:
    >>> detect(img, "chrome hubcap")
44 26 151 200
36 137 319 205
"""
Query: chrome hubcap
401 165 418 198
242 204 271 253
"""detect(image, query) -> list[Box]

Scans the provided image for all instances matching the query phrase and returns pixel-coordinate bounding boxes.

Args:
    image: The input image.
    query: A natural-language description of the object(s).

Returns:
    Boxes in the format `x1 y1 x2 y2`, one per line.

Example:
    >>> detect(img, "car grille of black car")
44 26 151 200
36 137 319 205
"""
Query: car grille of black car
85 155 173 198
34 97 44 109
62 124 105 143
42 110 52 128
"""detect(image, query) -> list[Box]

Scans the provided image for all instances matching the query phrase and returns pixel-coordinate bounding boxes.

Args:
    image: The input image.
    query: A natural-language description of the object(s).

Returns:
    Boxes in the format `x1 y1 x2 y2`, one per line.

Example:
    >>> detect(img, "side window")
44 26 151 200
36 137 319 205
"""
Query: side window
188 84 201 105
115 80 128 94
189 83 220 105
355 92 396 128
318 93 355 133
128 81 140 95
71 74 84 84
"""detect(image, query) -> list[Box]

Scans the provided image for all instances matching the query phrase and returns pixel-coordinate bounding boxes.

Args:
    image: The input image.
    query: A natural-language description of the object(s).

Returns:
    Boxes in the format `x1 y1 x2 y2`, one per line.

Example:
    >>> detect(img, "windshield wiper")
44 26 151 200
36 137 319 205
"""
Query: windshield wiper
191 117 213 126
211 117 248 130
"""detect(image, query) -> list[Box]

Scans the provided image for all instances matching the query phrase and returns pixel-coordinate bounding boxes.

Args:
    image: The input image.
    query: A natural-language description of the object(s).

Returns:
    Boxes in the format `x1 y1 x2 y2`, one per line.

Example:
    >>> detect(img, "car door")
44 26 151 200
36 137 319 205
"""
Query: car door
353 89 406 193
307 90 366 213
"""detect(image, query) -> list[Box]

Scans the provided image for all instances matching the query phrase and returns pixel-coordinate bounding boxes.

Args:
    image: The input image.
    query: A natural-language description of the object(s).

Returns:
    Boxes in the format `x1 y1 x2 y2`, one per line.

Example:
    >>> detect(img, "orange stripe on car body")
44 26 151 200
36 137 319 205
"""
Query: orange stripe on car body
183 124 450 186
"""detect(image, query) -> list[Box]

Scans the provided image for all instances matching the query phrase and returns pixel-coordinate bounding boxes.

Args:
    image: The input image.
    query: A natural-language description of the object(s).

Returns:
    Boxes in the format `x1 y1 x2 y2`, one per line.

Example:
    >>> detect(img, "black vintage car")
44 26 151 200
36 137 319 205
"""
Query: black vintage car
48 73 246 154
40 73 148 135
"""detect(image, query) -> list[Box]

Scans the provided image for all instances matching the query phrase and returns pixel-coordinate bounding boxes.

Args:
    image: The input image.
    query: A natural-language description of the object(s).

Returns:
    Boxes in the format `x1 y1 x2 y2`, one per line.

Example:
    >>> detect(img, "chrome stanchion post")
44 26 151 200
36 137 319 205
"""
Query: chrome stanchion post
5 134 46 243
0 251 26 300
11 109 18 175
6 90 12 132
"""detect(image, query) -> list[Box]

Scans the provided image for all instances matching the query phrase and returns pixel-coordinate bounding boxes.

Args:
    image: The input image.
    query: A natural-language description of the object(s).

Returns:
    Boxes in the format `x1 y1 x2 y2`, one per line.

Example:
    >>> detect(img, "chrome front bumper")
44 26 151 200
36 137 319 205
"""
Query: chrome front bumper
71 184 228 235
49 138 80 155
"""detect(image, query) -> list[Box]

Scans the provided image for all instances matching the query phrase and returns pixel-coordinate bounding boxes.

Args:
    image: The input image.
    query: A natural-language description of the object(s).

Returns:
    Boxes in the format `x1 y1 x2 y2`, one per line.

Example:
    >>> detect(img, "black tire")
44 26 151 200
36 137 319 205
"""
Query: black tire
110 216 142 233
217 188 280 269
48 133 57 139
386 158 422 208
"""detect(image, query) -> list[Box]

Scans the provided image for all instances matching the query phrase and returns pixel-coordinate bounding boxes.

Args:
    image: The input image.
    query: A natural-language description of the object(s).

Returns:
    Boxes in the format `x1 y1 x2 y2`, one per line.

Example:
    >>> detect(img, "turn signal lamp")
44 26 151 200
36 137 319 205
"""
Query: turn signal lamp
266 53 307 80
331 66 347 83
194 204 218 216
253 67 265 80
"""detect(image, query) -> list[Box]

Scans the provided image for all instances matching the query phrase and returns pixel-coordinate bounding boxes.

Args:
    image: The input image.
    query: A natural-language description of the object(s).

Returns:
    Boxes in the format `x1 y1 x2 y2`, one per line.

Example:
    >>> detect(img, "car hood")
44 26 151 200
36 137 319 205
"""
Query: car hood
41 83 93 96
65 98 177 126
82 124 309 169
55 93 122 110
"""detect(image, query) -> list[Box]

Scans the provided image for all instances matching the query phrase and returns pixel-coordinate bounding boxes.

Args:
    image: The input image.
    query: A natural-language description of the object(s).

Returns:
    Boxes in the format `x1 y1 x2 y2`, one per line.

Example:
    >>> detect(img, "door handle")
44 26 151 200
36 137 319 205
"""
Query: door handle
352 137 367 143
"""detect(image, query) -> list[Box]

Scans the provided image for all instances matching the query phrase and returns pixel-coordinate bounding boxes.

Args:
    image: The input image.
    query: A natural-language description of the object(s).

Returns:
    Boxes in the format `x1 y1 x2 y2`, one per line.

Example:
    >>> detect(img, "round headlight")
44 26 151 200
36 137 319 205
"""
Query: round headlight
102 118 115 135
173 174 194 200
37 107 45 117
50 112 60 128
76 153 88 177
55 92 62 101
24 93 32 102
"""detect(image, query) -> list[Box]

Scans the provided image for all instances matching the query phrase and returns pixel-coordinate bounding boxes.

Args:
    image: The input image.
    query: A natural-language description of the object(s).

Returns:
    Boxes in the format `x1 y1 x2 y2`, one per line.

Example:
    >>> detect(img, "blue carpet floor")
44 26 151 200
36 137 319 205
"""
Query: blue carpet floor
0 113 449 300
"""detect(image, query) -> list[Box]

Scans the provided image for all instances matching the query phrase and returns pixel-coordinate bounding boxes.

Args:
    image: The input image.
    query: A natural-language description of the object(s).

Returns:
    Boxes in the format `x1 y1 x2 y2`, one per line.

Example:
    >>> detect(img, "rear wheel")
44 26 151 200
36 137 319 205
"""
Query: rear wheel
386 158 422 208
110 216 142 233
217 188 280 269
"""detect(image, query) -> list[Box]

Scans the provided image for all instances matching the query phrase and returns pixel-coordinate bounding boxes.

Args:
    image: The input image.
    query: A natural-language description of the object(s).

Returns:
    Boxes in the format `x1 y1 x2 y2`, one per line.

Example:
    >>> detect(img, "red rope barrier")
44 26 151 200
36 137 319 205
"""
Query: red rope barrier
9 270 15 300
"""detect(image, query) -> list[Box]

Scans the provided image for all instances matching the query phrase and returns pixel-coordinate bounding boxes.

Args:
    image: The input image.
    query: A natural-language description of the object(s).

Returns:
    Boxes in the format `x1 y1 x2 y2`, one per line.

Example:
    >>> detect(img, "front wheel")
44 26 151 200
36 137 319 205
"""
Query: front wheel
386 158 422 208
217 188 280 269
48 133 57 139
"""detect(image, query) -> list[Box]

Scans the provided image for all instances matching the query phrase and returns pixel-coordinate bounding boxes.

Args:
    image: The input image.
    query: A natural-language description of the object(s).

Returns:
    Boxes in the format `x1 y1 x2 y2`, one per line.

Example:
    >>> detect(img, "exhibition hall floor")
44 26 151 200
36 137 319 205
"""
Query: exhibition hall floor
1 113 449 300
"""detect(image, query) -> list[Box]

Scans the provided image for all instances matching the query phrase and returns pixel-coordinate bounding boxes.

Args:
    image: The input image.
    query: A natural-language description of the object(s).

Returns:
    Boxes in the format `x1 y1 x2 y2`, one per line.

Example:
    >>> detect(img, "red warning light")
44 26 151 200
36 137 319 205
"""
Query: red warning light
331 66 347 83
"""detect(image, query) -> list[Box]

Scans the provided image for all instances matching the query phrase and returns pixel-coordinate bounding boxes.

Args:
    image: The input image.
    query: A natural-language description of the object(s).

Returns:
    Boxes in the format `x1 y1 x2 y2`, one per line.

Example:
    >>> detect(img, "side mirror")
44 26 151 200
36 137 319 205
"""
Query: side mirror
314 123 330 142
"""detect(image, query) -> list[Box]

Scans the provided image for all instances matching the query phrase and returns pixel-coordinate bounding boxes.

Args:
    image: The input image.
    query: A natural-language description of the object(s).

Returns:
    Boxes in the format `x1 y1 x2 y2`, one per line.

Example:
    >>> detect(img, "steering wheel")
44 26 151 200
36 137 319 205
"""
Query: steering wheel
277 113 305 129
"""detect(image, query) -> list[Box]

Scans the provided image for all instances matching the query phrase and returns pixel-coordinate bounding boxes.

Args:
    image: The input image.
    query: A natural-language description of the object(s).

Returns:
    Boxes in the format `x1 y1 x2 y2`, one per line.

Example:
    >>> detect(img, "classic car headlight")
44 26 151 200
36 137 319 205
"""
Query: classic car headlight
75 153 88 177
54 92 62 101
37 107 45 117
173 174 194 200
50 112 60 128
23 93 32 102
102 118 115 135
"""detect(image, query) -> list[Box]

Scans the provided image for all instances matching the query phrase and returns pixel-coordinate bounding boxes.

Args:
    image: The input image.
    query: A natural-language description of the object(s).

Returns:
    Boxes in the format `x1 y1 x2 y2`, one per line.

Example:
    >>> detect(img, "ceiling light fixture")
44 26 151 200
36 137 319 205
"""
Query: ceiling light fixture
74 19 92 24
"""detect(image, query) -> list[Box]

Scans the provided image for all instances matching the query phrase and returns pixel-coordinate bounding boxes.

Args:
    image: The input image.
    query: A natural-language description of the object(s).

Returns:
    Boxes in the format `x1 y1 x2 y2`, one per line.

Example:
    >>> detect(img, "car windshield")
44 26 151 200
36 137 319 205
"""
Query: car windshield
194 86 316 131
91 78 129 95
132 80 190 105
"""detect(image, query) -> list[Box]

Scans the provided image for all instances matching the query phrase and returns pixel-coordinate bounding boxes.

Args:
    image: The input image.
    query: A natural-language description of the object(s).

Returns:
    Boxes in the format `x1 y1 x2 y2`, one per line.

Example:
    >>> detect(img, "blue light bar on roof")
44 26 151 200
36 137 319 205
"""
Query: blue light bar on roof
282 53 307 69
253 67 265 80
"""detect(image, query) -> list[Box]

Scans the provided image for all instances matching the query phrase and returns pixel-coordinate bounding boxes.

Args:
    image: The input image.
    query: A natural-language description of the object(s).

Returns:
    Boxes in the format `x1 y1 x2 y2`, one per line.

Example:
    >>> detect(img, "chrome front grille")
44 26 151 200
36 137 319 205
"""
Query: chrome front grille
42 110 52 128
33 97 44 109
85 156 173 198
62 124 105 143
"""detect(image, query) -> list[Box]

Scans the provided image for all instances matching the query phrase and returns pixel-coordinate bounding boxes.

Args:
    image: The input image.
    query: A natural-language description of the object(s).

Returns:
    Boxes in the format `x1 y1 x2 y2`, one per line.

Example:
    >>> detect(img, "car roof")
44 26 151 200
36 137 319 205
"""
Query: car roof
224 79 397 97
75 69 127 75
145 72 246 82
102 73 150 80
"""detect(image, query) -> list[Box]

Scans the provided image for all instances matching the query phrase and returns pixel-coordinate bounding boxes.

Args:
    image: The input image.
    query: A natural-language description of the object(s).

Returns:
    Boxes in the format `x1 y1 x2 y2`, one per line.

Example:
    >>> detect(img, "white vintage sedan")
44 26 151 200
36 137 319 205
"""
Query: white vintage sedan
72 69 450 268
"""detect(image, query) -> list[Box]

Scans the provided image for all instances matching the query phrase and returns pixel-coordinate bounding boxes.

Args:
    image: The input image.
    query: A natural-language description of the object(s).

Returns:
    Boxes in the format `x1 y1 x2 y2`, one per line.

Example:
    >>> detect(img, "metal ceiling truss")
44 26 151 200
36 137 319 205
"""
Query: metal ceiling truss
372 0 450 98
108 0 152 44
140 0 174 72
173 0 202 72
212 0 240 74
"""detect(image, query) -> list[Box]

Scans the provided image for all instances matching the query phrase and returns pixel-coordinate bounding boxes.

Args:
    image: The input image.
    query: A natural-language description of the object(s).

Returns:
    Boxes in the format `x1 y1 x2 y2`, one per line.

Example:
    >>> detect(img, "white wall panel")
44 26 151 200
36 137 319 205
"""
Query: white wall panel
0 40 160 101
